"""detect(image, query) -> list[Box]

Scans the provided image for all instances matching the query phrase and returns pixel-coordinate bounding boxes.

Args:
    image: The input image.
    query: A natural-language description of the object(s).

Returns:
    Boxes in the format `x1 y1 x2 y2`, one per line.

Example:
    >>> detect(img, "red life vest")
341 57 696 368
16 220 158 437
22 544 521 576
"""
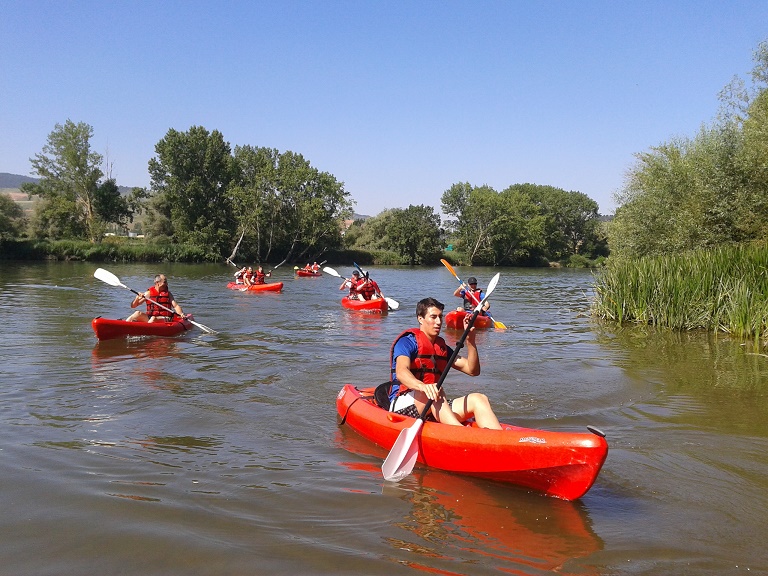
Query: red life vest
389 328 450 389
358 279 379 300
254 271 266 284
462 287 483 310
146 286 174 318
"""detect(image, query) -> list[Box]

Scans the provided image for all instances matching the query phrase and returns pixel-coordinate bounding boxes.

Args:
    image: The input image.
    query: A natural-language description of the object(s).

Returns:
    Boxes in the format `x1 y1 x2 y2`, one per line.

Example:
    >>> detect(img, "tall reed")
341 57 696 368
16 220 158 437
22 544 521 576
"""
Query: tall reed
592 243 768 344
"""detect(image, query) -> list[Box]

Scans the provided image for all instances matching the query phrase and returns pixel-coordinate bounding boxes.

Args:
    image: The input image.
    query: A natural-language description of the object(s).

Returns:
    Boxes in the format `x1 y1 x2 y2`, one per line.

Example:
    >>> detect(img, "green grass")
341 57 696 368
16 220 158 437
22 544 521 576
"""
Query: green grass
592 243 768 344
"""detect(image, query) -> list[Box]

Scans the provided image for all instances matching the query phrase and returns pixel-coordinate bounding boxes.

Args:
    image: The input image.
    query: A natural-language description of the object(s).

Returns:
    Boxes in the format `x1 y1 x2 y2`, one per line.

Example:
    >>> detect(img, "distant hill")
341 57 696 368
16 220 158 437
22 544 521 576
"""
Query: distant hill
0 172 135 195
0 172 38 188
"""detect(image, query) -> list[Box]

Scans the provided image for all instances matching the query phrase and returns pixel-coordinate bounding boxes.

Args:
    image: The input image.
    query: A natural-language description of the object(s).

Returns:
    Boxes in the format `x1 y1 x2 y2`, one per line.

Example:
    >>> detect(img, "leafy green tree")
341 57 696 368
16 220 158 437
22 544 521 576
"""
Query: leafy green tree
518 184 604 259
230 146 352 264
23 120 104 241
93 179 134 234
610 39 768 259
272 151 352 263
343 211 396 252
0 194 26 239
146 126 235 255
387 204 443 265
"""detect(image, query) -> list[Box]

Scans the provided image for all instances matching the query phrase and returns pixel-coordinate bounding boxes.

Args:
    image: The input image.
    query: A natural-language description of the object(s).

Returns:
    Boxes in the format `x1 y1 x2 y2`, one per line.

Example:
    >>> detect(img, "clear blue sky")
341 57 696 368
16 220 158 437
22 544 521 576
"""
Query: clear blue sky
2 1 766 216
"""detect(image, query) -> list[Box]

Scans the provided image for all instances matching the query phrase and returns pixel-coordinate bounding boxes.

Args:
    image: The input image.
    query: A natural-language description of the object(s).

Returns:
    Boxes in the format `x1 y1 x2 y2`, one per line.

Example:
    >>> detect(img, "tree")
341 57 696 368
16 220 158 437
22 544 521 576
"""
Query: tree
23 120 104 241
0 194 25 239
518 184 604 259
610 38 768 259
387 205 443 265
146 126 235 255
230 146 352 264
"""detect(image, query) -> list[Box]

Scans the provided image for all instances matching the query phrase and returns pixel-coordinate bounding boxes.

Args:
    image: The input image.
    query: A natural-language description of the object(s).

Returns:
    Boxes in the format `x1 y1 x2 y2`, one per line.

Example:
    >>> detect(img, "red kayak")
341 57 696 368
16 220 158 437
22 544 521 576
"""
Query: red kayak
92 316 193 341
226 281 283 293
296 269 321 277
336 384 608 500
341 296 388 313
445 309 493 330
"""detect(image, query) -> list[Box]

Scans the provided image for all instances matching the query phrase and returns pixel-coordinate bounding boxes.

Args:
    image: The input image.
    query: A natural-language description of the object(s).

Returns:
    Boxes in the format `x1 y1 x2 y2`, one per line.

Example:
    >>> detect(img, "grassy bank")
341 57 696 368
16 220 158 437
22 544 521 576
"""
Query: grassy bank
591 243 768 344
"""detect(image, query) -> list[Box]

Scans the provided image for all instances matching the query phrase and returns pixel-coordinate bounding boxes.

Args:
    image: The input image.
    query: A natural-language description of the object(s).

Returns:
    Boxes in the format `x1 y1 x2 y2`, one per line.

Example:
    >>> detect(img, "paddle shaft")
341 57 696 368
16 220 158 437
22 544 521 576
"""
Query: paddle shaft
416 307 481 420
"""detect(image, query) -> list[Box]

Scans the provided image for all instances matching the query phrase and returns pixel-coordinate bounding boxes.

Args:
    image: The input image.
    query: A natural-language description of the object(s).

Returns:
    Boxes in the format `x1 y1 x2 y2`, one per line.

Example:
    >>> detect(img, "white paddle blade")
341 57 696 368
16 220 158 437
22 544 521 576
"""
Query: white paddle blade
385 297 399 310
322 266 341 277
94 268 123 288
382 419 423 481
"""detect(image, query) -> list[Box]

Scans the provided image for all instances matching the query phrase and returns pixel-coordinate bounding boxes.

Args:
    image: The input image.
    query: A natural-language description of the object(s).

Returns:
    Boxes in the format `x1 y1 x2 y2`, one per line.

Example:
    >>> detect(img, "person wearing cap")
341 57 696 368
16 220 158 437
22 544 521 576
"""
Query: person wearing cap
339 270 363 299
454 276 490 314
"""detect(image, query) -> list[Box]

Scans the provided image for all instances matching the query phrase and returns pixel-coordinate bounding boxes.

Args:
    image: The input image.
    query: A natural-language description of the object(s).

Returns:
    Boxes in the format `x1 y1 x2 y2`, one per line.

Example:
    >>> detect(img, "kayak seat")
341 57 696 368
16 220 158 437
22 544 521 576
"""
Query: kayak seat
373 382 393 410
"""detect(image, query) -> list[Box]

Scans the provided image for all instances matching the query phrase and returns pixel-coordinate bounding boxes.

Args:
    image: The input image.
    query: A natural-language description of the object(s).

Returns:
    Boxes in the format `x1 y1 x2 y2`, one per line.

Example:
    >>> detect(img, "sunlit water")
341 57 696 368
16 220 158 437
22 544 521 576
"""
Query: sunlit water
1 261 766 575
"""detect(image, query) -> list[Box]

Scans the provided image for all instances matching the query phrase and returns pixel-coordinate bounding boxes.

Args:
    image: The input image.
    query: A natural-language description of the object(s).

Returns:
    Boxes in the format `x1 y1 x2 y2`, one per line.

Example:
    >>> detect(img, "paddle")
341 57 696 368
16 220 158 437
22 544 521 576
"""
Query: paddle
93 268 217 334
440 259 507 329
352 261 400 310
381 272 500 482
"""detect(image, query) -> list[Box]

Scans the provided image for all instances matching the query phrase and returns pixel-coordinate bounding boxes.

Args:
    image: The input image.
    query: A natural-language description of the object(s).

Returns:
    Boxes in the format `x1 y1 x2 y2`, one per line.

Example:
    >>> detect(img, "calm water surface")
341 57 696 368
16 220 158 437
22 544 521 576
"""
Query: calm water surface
1 261 766 575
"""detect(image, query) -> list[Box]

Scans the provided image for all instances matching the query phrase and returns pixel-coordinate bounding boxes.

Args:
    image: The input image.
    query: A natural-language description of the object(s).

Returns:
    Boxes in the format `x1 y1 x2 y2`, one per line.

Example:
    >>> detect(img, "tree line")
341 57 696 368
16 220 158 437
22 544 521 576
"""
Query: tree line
3 124 608 266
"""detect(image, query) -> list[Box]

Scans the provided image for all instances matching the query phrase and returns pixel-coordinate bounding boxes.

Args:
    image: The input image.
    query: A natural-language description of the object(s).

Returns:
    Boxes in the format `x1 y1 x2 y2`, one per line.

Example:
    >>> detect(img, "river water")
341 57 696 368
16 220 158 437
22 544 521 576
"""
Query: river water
1 261 766 575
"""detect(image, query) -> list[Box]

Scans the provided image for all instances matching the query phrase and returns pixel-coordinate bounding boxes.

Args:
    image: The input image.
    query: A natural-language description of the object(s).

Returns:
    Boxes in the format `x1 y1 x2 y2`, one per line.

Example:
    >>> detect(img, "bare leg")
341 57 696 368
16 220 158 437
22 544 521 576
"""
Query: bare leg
451 393 502 429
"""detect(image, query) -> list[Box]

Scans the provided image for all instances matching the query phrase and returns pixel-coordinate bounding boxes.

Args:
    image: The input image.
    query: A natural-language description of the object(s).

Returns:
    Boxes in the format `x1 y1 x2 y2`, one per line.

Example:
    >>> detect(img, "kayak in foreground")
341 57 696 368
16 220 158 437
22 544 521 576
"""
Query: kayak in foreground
445 309 494 330
336 384 608 500
92 316 193 341
226 281 284 293
341 296 388 313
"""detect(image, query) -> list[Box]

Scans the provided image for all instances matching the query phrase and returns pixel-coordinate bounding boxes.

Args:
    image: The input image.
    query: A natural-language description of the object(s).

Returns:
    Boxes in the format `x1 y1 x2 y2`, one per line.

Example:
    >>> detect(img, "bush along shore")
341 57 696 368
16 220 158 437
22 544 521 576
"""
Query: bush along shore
591 243 768 345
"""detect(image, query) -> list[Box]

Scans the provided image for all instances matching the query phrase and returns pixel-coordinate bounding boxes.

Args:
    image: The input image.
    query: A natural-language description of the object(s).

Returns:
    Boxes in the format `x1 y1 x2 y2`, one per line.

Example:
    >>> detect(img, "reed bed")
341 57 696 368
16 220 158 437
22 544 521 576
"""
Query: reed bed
592 243 768 344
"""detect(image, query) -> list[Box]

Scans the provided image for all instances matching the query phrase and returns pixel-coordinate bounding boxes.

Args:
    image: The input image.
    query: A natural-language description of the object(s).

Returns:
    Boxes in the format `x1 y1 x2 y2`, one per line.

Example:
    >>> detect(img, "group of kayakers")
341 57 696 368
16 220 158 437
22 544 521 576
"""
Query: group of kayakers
121 265 502 430
233 265 272 286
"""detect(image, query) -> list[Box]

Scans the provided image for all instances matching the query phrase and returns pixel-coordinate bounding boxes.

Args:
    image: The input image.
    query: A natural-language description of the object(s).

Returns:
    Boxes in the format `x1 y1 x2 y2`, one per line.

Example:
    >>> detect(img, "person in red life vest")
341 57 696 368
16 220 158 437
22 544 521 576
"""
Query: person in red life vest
355 271 384 301
310 261 320 272
126 274 185 323
453 276 490 315
386 297 501 429
339 270 362 299
253 265 271 285
242 266 255 286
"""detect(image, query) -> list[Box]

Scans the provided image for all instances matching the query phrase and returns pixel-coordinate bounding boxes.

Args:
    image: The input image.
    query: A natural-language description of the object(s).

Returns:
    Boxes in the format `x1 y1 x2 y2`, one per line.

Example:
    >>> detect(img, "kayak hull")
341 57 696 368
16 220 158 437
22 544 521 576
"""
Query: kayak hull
226 281 283 292
296 269 321 277
341 296 388 313
336 384 608 500
92 316 192 341
445 309 493 330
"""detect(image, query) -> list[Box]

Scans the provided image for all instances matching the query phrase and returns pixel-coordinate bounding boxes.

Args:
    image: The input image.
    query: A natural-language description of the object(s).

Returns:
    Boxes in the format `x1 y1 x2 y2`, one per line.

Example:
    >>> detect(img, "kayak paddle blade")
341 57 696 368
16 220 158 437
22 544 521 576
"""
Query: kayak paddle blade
322 266 341 277
382 419 423 482
385 297 399 310
93 267 123 288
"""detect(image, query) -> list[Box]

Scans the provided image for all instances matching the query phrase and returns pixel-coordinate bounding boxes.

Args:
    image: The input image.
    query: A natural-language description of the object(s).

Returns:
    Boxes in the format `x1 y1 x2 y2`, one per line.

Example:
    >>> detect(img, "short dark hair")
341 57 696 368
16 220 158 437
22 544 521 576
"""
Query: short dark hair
416 297 444 318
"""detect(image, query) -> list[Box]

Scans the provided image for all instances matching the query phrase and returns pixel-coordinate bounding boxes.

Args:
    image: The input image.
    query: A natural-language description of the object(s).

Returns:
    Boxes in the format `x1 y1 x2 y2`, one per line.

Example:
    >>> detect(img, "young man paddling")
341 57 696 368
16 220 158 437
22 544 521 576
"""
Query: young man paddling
387 297 501 429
